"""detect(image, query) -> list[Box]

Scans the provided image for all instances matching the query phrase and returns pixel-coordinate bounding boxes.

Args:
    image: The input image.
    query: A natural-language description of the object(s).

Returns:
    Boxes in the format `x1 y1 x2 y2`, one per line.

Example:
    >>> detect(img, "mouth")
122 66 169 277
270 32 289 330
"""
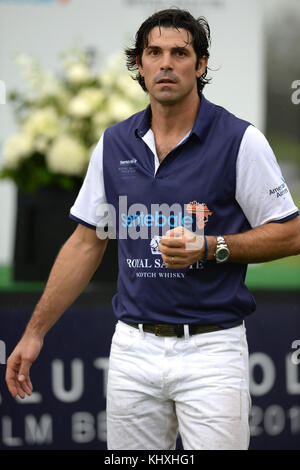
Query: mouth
156 78 177 84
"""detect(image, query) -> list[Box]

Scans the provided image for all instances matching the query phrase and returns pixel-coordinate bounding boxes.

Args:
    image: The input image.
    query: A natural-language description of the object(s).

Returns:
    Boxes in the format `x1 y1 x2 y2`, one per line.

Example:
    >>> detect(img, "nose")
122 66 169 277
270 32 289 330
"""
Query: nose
160 52 173 71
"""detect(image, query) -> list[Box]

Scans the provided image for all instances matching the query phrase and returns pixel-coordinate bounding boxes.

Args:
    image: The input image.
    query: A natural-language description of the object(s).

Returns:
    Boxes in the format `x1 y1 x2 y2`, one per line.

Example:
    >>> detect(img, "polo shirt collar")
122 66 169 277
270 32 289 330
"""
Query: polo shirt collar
135 104 152 138
135 94 216 141
191 94 216 141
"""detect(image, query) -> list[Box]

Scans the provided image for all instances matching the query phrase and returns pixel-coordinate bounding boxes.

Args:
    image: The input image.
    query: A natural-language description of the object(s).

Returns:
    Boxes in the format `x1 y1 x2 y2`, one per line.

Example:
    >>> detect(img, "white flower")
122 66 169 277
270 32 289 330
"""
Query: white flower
38 75 70 105
98 53 126 89
4 49 150 191
46 135 88 176
106 96 137 122
107 53 125 71
2 132 33 169
14 54 43 90
68 95 91 118
92 111 108 139
65 63 91 85
99 69 116 88
68 88 105 118
117 74 145 101
15 54 36 69
33 135 49 153
23 107 60 139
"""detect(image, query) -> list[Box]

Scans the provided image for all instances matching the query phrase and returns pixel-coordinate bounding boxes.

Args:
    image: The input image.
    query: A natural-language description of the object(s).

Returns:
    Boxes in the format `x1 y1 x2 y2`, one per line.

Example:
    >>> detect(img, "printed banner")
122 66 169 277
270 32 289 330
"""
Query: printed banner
0 291 299 450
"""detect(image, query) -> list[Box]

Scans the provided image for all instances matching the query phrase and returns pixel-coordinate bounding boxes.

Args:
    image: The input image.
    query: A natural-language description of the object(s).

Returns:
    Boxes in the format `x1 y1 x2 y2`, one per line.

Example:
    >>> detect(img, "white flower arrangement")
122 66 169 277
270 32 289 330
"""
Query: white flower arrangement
1 47 148 192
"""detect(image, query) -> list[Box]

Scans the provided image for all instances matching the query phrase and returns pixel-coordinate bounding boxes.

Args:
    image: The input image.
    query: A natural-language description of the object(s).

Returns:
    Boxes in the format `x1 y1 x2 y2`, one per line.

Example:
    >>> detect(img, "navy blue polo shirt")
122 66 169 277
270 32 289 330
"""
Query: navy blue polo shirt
70 95 299 327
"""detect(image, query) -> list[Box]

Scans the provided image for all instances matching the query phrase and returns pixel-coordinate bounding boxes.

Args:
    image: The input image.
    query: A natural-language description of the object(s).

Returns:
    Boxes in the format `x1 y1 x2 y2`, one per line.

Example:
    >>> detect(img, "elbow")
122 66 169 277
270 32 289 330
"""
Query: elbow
282 217 300 257
292 219 300 255
292 236 300 256
286 231 300 257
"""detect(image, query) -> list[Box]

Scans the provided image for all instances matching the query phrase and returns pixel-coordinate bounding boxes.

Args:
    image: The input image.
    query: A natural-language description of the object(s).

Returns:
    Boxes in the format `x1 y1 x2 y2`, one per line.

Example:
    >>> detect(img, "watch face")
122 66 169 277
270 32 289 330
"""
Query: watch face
217 247 229 261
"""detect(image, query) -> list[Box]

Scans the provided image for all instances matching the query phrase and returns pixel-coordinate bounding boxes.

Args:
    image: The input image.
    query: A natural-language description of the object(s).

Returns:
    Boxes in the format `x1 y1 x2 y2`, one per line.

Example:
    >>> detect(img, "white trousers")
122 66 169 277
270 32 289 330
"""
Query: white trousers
106 320 251 450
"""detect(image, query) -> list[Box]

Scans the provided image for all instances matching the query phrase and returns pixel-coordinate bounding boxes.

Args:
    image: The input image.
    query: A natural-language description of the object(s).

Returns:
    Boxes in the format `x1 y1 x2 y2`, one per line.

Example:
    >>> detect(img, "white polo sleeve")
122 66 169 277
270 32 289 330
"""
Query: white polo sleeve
70 134 107 229
235 125 298 228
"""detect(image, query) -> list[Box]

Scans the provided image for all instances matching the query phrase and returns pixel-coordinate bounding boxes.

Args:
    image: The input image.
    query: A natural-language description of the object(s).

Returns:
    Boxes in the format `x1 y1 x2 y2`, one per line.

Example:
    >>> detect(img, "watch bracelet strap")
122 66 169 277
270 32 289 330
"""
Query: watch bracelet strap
217 235 226 245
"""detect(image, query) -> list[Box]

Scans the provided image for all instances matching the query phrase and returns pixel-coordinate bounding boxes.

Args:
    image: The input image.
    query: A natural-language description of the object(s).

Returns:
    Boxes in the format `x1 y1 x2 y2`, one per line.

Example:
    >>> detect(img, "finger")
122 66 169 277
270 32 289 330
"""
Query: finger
168 226 185 235
159 244 188 257
160 236 185 248
166 226 196 240
6 356 22 398
6 369 27 399
162 233 203 251
18 375 33 396
6 370 19 398
165 227 185 239
15 380 26 399
17 359 33 396
159 239 201 254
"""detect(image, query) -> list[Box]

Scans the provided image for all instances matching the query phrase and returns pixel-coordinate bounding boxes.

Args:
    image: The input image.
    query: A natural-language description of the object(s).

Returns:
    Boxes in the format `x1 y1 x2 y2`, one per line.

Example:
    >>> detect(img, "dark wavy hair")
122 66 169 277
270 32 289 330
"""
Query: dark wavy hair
125 8 211 95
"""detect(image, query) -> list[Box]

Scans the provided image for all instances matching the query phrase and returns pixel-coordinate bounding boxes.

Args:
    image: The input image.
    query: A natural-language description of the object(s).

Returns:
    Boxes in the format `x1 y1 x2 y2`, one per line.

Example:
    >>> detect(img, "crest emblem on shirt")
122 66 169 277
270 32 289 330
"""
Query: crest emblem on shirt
150 235 161 254
186 201 213 230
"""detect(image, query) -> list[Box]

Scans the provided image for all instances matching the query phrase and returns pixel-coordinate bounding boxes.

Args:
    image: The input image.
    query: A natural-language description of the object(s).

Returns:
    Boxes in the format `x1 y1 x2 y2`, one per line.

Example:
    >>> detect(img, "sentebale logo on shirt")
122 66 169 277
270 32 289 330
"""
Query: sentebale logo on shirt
95 196 213 245
118 159 138 178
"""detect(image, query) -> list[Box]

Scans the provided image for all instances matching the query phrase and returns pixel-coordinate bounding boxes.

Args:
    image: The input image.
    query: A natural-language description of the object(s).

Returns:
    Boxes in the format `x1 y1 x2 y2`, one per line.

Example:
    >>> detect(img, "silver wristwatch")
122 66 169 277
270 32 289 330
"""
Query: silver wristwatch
214 235 230 263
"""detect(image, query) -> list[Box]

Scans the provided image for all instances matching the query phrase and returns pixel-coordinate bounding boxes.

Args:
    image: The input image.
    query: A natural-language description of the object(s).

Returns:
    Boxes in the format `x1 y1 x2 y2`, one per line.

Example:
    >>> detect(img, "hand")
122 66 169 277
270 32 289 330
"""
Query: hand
6 335 43 399
158 226 205 269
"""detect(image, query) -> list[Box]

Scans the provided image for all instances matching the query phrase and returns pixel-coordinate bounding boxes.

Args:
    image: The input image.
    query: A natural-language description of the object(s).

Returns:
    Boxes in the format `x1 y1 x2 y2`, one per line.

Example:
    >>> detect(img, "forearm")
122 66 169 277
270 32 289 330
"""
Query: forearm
24 229 108 340
207 218 300 264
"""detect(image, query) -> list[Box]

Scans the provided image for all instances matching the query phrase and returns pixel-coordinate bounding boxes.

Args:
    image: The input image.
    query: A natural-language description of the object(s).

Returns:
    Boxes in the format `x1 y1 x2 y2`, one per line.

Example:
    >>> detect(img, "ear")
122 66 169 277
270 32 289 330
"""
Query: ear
196 56 208 78
136 56 144 77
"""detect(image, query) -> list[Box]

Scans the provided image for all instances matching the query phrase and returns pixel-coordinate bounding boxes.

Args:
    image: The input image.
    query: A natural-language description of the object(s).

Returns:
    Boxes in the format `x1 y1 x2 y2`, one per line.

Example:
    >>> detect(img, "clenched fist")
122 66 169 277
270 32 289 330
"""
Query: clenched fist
158 226 205 269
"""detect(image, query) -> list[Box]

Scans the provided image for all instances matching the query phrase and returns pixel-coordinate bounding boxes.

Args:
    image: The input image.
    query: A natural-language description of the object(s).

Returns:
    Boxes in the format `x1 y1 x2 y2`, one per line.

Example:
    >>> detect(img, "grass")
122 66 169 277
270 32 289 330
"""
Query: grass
246 255 300 289
0 265 45 292
0 255 299 292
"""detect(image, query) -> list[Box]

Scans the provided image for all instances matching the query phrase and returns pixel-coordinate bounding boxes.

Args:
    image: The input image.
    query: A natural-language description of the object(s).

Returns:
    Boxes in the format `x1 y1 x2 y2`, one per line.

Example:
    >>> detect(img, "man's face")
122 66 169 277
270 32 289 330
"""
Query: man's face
137 26 207 106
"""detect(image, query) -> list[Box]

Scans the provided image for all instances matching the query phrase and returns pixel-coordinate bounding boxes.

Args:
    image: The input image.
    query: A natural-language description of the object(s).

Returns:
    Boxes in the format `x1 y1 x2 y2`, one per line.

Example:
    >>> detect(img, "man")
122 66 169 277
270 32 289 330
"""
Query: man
6 9 300 450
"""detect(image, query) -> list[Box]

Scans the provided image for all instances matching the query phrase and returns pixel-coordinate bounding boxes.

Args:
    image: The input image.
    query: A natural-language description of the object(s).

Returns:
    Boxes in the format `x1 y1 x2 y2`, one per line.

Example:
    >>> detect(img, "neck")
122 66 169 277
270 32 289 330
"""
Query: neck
150 93 201 136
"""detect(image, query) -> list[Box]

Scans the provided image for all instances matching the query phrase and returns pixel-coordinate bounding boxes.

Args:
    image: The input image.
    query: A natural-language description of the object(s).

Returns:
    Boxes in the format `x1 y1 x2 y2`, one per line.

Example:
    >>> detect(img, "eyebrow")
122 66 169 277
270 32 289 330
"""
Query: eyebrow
145 45 191 52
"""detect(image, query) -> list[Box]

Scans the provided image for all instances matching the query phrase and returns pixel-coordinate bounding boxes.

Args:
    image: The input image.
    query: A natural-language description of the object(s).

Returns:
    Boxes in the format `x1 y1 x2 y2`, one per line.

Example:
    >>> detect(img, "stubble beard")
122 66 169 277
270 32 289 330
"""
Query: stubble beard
150 86 195 108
